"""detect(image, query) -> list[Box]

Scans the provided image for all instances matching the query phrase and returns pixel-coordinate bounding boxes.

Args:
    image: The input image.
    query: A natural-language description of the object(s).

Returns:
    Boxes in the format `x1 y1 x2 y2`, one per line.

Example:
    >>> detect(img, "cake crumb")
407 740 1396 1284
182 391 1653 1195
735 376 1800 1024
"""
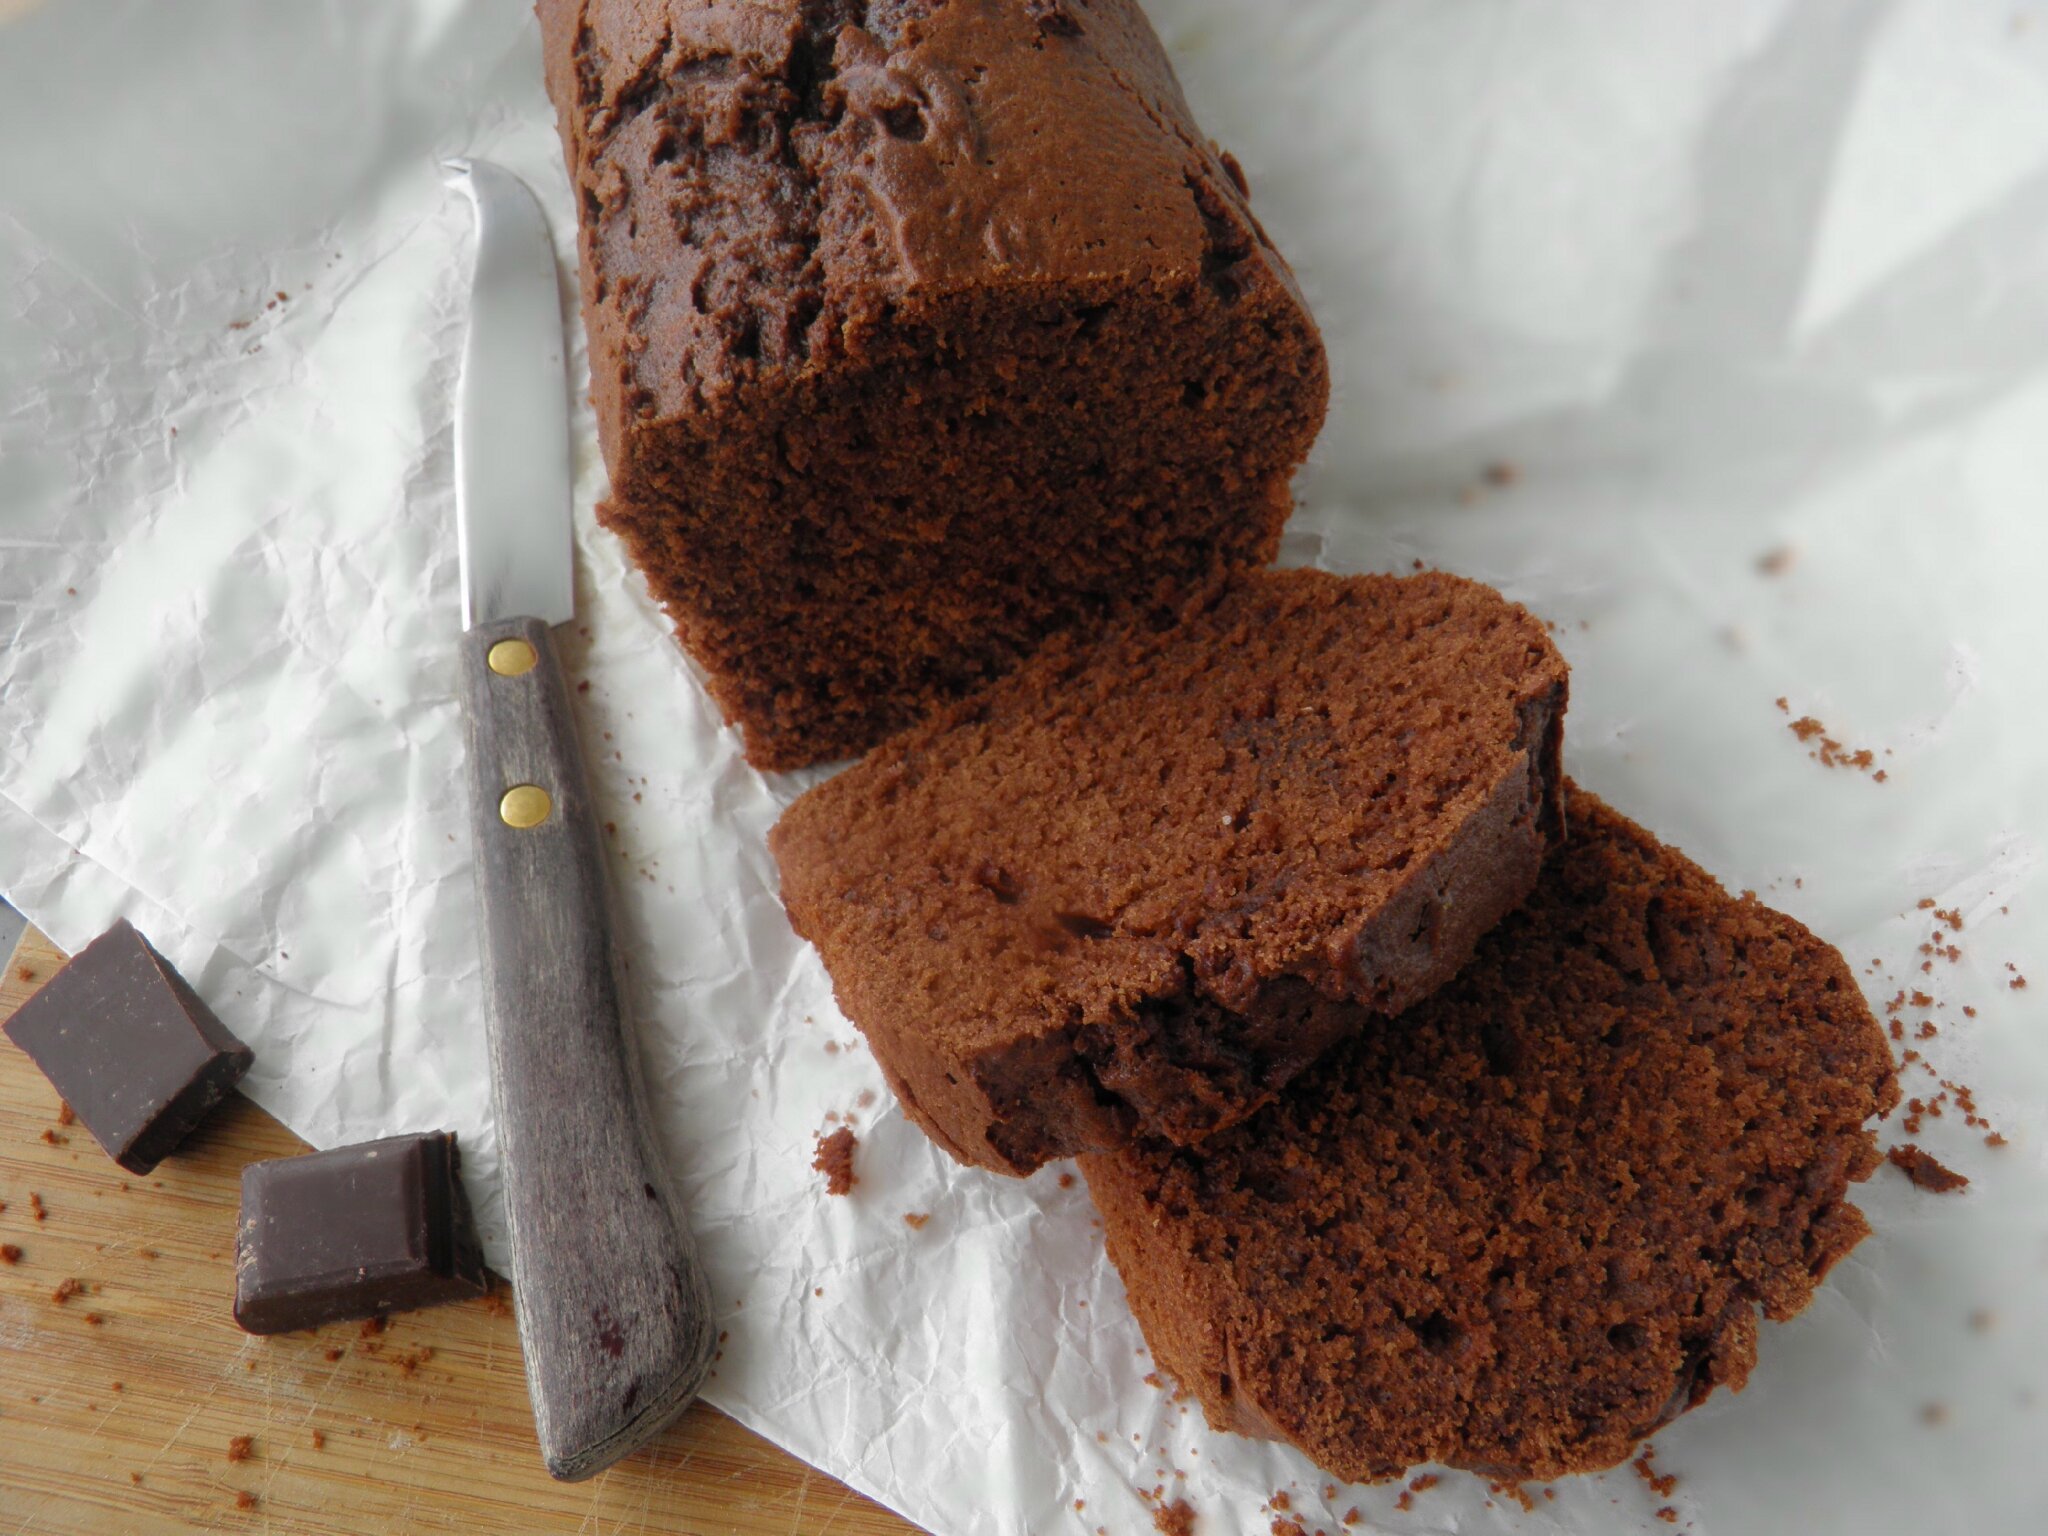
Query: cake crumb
14 965 34 982
903 1212 931 1230
1634 1448 1678 1497
226 1435 254 1463
813 1127 859 1196
1150 1499 1196 1536
235 1491 258 1511
1269 1522 1305 1536
56 1102 74 1127
360 1316 386 1338
1341 1511 1362 1527
1058 1173 1076 1189
1270 1493 1290 1512
1889 1144 1969 1193
310 1429 326 1450
1656 1508 1678 1525
0 1245 21 1264
324 1347 344 1362
51 1278 84 1305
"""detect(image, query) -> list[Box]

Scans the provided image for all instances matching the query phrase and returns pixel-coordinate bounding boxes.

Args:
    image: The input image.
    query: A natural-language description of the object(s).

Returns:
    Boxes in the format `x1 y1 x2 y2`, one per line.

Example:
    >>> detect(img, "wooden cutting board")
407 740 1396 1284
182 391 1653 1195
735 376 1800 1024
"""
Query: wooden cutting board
0 926 921 1536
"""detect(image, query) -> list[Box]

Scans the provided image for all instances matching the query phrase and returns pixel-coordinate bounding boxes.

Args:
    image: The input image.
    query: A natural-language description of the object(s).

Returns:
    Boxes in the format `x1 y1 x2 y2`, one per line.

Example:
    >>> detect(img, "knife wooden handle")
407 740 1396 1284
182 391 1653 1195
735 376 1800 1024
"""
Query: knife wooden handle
458 616 714 1481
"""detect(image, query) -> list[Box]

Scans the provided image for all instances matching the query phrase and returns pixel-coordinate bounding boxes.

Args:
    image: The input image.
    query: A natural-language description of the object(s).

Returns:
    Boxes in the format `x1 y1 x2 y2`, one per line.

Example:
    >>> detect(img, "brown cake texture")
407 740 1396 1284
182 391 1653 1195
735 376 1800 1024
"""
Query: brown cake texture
1082 789 1900 1484
539 0 1329 769
773 569 1567 1175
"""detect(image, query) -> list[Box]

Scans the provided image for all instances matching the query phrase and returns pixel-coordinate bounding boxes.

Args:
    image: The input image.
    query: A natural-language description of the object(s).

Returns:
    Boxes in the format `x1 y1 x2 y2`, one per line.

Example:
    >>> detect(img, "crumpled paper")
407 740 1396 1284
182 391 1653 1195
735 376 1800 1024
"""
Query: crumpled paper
3 1 2046 1531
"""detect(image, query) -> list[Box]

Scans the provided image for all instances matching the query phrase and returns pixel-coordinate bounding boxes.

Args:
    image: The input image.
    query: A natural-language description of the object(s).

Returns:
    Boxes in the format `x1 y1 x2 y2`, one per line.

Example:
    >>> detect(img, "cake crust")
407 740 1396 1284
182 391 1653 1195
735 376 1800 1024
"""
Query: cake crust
540 0 1329 767
1082 789 1900 1483
773 570 1568 1174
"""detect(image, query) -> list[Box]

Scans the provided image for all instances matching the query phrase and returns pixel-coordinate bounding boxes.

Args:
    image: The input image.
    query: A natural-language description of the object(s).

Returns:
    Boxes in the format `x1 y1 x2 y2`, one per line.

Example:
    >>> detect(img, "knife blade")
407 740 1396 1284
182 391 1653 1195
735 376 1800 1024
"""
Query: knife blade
442 157 713 1482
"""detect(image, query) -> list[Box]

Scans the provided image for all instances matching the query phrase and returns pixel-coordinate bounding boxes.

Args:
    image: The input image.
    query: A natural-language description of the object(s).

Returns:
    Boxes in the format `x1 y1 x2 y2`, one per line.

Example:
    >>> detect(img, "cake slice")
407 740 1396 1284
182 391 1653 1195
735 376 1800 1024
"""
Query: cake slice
772 569 1568 1174
1082 790 1900 1483
539 0 1328 768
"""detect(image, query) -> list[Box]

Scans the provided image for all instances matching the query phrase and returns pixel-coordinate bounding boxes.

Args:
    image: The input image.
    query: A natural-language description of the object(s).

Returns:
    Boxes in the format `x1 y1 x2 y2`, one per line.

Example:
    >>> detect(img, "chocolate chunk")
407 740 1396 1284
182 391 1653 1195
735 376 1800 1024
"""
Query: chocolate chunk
2 919 252 1173
234 1132 487 1335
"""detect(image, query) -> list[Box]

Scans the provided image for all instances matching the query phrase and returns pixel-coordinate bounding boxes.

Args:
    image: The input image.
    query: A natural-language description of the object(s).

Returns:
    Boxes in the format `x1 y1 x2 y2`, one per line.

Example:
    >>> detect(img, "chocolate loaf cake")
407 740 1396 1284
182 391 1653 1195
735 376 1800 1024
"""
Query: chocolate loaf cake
773 569 1568 1174
539 0 1329 768
1082 790 1899 1483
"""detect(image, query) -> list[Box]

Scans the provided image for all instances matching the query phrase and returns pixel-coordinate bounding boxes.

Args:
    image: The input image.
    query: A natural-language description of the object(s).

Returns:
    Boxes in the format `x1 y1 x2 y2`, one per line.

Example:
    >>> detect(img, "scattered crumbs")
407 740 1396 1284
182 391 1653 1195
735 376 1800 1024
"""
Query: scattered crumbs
1656 1508 1678 1525
1143 1371 1165 1390
1270 1521 1307 1536
235 1491 258 1512
577 679 591 693
111 1381 122 1393
1075 1500 1085 1512
227 318 252 331
1270 1493 1290 1512
360 1316 387 1338
1756 545 1796 576
1922 1402 1949 1426
15 964 35 982
324 1347 345 1362
1889 1144 1969 1193
1489 1480 1536 1511
1058 1172 1076 1189
814 1287 824 1297
310 1429 326 1450
1148 1498 1196 1536
1410 1473 1440 1495
1342 1510 1362 1527
481 1287 512 1319
823 1040 841 1056
1775 697 1790 713
2013 975 2029 990
1634 1448 1678 1498
1787 715 1885 777
1395 1492 1413 1512
814 1127 859 1196
394 1348 434 1377
51 1277 84 1305
856 1089 877 1109
129 1473 142 1486
903 1212 931 1230
0 1245 21 1265
139 1248 157 1261
84 1312 104 1327
39 1129 65 1146
1987 1132 2009 1148
227 1435 254 1463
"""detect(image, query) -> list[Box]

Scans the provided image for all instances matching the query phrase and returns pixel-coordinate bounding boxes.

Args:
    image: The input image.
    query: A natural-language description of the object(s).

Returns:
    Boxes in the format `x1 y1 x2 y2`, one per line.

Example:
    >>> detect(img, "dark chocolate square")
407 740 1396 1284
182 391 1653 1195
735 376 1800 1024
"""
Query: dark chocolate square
2 918 253 1173
234 1131 488 1335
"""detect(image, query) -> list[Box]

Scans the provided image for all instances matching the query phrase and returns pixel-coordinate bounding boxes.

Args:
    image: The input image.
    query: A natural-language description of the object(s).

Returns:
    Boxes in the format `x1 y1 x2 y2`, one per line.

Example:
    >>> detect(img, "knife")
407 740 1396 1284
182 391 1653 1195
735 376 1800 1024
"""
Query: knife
442 157 713 1481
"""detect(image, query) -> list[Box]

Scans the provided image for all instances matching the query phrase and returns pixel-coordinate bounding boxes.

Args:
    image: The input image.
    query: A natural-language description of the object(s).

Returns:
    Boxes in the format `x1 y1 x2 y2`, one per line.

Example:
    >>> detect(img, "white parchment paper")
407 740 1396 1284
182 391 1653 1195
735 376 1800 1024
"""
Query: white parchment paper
4 2 2047 1531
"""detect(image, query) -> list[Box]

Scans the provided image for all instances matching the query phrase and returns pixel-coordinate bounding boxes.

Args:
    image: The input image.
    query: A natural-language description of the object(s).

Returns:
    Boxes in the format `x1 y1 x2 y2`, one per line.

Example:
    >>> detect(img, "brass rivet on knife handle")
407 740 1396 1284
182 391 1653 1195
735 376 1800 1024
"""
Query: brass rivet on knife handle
499 784 552 829
489 638 540 676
